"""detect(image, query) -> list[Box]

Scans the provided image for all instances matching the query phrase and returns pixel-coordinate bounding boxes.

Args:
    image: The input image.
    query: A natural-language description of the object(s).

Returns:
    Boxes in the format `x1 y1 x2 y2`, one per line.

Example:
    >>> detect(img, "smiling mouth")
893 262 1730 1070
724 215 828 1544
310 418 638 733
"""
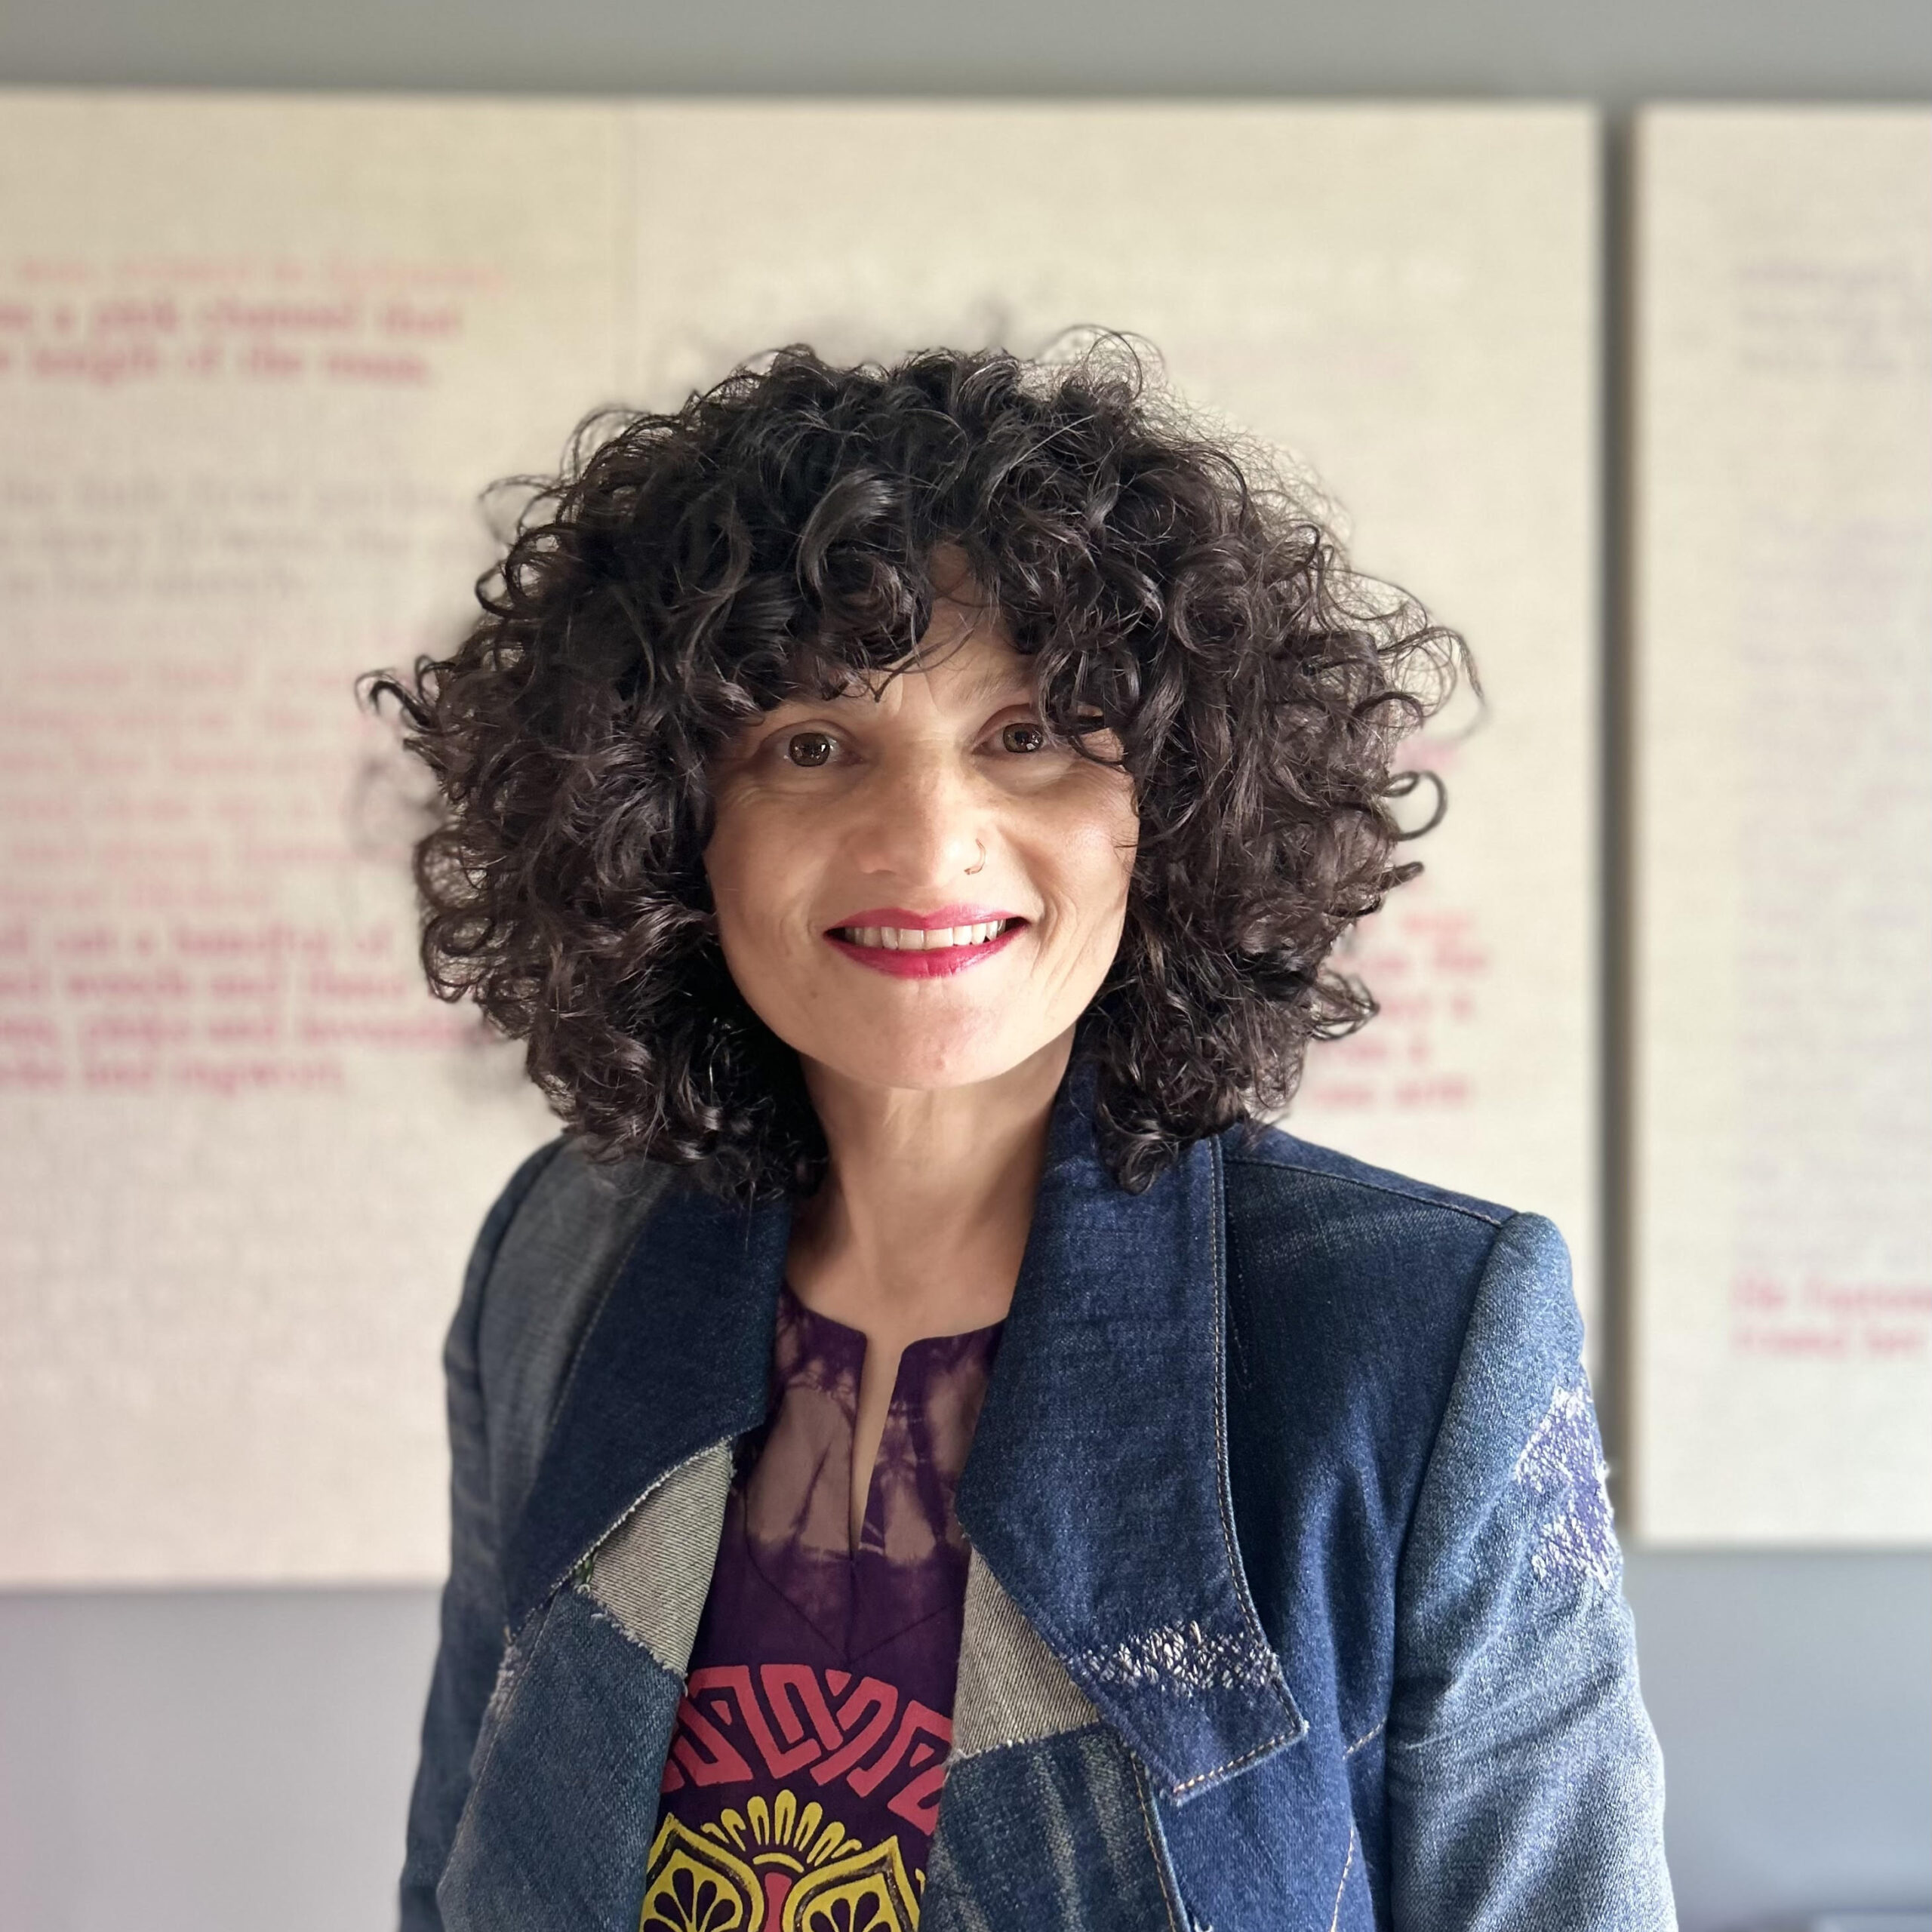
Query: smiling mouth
823 916 1028 978
828 918 1023 952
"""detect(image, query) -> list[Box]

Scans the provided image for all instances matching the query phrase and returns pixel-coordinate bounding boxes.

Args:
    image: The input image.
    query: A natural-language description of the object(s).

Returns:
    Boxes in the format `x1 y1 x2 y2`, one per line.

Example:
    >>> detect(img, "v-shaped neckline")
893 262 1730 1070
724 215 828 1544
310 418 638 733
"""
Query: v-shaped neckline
780 1278 1007 1564
724 1279 1004 1657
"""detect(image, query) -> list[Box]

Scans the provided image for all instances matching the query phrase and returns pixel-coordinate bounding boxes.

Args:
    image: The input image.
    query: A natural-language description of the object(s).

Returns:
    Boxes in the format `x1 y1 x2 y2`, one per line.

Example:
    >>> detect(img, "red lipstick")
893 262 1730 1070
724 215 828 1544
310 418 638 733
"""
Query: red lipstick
823 905 1027 980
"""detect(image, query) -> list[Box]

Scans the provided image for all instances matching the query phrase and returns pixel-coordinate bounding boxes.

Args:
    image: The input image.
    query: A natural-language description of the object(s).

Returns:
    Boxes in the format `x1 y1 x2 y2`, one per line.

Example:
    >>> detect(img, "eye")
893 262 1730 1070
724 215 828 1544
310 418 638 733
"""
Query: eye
783 729 838 768
999 719 1048 755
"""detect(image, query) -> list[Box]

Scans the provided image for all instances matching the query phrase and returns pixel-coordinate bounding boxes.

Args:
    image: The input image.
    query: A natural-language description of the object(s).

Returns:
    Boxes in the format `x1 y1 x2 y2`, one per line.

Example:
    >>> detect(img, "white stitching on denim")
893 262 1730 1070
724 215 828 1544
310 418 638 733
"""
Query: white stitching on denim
1070 1619 1282 1695
1343 1718 1385 1758
966 1137 1306 1801
1128 1749 1184 1932
1328 1823 1357 1932
1168 1727 1292 1795
1513 1373 1617 1591
1202 1137 1302 1727
1223 1146 1509 1229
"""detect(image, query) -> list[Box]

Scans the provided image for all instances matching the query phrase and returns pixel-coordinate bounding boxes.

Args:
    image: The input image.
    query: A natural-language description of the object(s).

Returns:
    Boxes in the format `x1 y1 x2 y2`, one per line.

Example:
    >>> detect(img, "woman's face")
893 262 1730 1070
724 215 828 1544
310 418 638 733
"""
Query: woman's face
703 582 1139 1097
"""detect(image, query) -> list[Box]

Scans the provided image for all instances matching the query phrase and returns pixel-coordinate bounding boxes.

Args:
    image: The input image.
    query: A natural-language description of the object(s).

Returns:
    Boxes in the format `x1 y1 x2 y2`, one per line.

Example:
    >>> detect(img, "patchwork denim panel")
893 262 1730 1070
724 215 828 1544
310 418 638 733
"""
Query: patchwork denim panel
583 1440 736 1673
949 1550 1100 1759
477 1149 678 1550
1386 1213 1674 1932
922 1725 1186 1932
438 1584 683 1932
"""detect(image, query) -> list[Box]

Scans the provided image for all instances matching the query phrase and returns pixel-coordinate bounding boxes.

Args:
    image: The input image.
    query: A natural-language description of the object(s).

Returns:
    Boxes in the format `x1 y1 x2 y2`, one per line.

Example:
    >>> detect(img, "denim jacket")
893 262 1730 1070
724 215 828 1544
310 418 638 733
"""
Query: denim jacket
401 1057 1675 1930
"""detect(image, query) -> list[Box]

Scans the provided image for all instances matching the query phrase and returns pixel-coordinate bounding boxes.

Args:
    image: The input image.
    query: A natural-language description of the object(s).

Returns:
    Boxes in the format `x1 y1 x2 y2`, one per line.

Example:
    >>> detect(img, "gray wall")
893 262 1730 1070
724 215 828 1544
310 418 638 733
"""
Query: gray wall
2 4 1929 1930
2 0 1930 104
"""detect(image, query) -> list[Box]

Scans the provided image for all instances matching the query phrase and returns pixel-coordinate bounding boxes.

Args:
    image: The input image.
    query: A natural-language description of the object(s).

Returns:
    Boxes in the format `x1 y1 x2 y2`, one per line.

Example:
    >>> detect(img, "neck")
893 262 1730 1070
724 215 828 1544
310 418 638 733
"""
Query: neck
786 1029 1075 1343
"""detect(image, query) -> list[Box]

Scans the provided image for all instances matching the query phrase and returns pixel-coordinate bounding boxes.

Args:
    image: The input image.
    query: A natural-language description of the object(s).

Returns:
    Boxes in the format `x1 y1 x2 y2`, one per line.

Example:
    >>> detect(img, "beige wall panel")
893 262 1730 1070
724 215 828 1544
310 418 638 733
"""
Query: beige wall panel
626 101 1600 1323
0 94 1600 1583
0 91 625 1583
1632 107 1932 1543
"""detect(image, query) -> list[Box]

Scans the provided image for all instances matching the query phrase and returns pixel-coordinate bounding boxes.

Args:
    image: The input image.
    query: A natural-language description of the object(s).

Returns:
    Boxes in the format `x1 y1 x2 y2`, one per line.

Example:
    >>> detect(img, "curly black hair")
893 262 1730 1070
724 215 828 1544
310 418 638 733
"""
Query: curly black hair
362 338 1468 1203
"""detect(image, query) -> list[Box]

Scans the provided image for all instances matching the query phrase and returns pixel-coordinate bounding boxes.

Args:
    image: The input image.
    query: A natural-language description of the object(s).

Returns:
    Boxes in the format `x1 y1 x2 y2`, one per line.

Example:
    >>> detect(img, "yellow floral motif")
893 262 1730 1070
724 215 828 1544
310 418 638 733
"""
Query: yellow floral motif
786 1837 921 1931
703 1790 860 1873
641 1817 761 1931
642 1811 924 1932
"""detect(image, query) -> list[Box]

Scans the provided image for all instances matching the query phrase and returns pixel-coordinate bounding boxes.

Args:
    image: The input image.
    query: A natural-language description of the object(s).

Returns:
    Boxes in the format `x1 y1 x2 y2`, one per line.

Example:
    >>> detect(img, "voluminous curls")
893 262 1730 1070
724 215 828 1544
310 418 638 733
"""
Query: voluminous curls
364 340 1469 1203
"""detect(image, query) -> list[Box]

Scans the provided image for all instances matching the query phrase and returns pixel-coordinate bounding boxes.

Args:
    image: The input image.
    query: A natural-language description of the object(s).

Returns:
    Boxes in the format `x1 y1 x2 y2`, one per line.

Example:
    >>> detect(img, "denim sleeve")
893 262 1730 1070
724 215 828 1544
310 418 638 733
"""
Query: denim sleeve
398 1140 565 1932
1386 1212 1675 1931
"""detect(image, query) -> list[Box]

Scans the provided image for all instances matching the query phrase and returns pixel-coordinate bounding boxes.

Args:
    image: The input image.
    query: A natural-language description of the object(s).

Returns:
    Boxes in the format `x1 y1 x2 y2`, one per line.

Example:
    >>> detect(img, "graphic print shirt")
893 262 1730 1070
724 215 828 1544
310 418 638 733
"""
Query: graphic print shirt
643 1279 1004 1932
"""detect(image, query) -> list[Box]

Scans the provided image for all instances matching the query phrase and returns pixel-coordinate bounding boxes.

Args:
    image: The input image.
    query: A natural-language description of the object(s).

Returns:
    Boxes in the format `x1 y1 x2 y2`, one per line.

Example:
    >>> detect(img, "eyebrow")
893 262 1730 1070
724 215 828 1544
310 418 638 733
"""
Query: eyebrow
948 656 1038 706
811 653 1038 710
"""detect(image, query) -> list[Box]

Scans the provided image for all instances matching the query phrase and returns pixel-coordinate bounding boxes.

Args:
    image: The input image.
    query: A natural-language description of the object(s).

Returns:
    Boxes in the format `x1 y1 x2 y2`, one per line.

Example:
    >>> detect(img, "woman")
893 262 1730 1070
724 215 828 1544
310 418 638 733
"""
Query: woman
374 343 1674 1930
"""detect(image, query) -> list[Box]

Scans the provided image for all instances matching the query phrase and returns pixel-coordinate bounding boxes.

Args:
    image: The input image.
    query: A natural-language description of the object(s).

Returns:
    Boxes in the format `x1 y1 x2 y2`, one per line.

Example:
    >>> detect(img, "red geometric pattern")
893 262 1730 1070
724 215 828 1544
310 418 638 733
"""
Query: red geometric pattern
660 1662 953 1833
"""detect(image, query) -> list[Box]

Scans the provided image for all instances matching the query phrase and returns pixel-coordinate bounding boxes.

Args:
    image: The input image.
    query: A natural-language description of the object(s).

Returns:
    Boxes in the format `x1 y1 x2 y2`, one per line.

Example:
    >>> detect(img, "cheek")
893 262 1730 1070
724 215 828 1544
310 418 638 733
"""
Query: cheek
1044 783 1139 924
703 795 776 912
703 820 786 1006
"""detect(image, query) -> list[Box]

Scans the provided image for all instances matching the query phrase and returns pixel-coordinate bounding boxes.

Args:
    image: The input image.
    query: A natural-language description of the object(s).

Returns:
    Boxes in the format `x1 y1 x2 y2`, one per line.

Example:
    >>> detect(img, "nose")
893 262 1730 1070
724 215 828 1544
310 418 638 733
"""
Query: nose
842 743 991 889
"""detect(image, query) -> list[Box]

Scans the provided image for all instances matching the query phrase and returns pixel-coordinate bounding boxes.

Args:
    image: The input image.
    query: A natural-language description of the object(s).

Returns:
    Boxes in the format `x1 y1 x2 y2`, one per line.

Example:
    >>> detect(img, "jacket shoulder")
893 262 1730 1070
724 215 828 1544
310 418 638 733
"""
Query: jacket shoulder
1217 1116 1531 1401
469 1136 679 1549
1216 1119 1554 1717
1218 1116 1574 1371
1220 1115 1515 1230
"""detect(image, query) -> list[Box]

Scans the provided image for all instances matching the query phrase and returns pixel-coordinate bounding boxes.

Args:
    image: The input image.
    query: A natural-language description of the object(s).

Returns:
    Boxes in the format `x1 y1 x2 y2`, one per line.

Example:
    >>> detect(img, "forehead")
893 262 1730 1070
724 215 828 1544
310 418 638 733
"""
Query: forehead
809 604 1037 711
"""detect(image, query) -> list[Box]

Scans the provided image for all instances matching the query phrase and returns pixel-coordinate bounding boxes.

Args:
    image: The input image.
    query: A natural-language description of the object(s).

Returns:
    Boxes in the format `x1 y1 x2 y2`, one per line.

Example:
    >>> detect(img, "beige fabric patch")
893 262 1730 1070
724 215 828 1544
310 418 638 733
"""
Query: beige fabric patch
949 1549 1100 1761
583 1440 736 1674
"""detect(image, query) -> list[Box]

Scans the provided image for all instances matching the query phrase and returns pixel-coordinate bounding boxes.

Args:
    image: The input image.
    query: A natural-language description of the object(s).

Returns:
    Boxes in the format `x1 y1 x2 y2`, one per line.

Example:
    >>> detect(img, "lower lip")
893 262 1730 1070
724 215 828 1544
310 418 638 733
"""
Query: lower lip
823 921 1025 979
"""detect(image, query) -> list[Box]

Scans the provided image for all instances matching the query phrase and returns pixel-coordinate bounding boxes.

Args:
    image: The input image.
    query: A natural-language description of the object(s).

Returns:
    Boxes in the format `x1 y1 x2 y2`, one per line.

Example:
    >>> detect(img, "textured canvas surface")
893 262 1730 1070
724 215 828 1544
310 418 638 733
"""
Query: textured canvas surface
1632 106 1932 1543
0 93 608 1583
0 94 1598 1581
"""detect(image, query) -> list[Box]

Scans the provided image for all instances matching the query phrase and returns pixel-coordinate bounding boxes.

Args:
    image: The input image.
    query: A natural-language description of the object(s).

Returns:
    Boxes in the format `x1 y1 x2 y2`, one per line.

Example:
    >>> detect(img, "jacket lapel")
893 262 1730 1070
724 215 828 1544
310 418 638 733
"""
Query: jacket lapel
501 1169 792 1633
951 1057 1305 1804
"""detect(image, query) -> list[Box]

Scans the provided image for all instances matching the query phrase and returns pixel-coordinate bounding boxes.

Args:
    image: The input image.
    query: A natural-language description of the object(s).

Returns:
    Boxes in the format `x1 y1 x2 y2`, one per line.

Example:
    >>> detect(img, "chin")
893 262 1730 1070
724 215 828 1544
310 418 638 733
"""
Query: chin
807 1032 1036 1094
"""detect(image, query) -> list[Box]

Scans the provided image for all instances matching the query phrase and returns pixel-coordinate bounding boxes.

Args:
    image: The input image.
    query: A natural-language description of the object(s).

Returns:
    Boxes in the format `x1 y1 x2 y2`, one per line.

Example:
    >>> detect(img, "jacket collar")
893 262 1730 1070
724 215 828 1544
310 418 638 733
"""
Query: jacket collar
504 1055 1303 1801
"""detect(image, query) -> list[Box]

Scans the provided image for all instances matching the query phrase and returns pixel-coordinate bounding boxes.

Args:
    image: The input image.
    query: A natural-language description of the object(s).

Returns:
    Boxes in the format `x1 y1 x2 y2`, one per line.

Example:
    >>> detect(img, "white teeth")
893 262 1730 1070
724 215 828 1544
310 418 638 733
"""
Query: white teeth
841 921 1011 949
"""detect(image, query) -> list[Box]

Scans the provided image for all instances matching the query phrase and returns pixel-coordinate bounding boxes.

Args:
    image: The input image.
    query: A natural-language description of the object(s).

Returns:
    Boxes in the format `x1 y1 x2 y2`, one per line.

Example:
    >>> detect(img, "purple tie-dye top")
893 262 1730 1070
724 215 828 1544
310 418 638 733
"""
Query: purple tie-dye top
644 1279 1004 1932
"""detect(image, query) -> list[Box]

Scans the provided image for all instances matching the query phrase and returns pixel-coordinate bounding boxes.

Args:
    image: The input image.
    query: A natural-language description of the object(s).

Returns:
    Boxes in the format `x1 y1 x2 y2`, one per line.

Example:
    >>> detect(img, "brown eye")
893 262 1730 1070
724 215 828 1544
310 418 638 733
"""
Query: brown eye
1001 720 1048 755
785 730 836 768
